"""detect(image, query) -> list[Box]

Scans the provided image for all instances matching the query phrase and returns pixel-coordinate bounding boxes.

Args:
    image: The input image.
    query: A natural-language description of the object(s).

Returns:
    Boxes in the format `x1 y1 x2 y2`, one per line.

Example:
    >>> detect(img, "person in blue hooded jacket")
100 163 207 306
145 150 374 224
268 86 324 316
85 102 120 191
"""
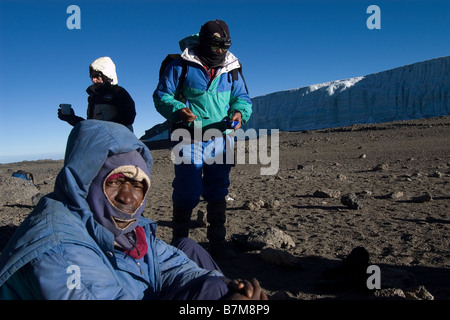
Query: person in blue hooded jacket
0 120 267 300
153 20 252 259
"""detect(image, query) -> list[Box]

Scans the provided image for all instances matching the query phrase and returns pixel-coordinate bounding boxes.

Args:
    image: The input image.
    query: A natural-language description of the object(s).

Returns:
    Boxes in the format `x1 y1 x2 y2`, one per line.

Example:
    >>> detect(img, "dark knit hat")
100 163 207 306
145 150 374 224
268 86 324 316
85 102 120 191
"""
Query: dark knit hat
199 19 231 44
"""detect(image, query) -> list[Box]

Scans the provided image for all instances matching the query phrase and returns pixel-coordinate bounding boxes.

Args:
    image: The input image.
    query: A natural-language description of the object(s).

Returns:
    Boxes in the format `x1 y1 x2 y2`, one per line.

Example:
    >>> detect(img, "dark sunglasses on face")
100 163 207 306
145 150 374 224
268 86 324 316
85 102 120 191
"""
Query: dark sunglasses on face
210 38 231 52
90 72 103 79
211 44 230 52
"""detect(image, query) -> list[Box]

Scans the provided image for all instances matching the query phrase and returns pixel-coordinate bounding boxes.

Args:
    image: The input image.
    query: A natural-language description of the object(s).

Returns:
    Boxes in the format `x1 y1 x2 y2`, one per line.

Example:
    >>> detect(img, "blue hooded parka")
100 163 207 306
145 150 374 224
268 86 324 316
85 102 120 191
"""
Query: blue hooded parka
0 120 222 299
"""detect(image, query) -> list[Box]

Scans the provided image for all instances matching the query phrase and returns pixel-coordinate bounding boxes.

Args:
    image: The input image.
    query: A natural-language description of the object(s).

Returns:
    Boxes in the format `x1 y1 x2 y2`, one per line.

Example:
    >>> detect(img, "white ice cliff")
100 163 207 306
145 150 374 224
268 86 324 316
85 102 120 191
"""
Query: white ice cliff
244 55 449 132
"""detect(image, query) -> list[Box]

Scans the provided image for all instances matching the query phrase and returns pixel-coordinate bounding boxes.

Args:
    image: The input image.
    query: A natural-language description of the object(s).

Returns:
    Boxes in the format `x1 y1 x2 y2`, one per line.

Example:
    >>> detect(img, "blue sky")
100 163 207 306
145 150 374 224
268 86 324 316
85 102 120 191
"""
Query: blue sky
0 0 449 163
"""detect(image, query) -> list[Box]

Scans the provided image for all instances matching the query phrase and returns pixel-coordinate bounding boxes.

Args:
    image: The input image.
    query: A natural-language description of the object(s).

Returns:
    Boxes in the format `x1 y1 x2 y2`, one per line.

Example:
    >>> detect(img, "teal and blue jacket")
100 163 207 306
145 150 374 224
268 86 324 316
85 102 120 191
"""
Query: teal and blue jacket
0 120 222 299
153 36 252 133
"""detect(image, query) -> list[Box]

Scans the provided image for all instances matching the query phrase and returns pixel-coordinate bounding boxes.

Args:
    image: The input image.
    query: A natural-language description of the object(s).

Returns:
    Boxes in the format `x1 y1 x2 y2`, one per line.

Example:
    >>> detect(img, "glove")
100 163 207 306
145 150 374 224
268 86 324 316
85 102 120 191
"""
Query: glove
57 108 83 126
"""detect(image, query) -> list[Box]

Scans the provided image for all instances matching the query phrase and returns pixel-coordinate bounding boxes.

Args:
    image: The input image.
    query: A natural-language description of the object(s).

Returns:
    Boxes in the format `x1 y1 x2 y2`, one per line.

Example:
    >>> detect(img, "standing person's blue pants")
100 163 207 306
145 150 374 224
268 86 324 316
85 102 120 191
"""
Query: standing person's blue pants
172 135 233 209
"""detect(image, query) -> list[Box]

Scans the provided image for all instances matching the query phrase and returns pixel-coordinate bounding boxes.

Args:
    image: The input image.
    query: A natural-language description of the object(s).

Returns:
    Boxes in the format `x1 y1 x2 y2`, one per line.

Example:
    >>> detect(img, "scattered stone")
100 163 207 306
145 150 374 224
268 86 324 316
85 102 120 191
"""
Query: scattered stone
246 227 296 250
297 164 314 171
373 163 389 171
243 201 258 211
263 199 281 210
243 199 265 211
382 191 404 200
313 189 341 199
340 193 363 209
259 247 302 269
410 172 423 180
390 191 404 200
373 288 406 299
243 198 281 211
429 171 442 178
332 162 341 167
404 285 434 300
356 190 372 198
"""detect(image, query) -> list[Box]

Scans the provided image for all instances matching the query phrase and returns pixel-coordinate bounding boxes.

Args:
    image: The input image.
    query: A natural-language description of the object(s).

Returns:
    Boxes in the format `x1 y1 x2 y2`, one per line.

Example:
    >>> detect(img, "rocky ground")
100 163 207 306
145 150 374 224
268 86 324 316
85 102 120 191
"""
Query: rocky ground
1 116 449 300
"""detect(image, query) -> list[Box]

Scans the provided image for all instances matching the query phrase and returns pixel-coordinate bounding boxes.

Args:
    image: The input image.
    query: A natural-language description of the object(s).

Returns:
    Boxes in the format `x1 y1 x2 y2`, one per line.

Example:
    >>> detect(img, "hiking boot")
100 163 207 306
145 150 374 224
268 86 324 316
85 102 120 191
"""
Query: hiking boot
205 198 236 259
318 246 370 291
171 204 192 244
206 199 226 240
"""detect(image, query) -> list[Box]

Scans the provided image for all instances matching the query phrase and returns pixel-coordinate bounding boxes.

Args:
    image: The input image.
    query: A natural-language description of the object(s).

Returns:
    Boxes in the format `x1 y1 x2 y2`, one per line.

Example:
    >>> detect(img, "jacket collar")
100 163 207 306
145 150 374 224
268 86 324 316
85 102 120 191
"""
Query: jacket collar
181 48 241 77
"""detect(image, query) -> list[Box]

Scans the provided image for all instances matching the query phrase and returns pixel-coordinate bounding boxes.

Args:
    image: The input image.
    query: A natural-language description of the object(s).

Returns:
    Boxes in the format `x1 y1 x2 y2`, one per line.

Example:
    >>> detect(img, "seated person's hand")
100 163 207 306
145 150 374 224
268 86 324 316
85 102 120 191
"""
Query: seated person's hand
223 277 268 300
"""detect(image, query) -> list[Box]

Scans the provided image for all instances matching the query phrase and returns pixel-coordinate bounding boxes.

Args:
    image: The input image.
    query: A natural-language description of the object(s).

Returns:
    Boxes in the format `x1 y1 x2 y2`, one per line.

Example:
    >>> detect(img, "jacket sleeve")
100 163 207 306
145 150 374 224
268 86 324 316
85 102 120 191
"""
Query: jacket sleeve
155 239 222 296
152 60 187 122
21 244 138 300
228 70 252 124
112 87 136 126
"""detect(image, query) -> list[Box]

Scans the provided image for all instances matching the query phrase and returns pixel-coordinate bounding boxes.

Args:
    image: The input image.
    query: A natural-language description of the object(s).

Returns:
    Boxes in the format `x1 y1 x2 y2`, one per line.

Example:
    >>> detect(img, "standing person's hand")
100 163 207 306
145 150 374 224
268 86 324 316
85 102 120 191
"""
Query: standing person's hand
178 107 197 123
230 111 242 130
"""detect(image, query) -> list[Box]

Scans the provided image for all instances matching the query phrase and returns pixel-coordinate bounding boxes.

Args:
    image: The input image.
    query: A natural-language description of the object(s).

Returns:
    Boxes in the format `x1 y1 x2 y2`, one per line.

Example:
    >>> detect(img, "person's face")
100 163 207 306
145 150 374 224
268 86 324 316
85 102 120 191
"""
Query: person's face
104 176 146 223
90 72 104 84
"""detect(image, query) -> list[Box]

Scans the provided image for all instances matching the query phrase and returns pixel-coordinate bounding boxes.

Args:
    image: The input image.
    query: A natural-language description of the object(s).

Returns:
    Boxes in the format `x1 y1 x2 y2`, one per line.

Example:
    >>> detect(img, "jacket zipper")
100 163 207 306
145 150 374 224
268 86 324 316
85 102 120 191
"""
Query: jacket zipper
136 262 144 275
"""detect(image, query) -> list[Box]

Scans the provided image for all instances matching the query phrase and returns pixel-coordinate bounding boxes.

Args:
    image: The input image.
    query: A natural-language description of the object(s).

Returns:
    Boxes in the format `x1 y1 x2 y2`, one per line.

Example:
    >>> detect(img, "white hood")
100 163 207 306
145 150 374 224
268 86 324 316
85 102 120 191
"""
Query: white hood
181 48 240 78
89 56 118 85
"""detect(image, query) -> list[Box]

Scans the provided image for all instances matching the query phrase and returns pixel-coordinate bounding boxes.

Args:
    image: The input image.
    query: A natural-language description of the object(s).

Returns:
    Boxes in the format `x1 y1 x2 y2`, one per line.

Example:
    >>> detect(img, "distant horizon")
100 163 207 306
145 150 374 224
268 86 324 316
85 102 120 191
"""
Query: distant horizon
0 152 64 165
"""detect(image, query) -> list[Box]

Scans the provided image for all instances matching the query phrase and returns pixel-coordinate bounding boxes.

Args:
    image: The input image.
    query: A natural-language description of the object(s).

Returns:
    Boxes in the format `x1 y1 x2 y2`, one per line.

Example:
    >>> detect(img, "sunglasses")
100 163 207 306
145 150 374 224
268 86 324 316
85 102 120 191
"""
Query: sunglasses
210 38 231 52
90 72 103 79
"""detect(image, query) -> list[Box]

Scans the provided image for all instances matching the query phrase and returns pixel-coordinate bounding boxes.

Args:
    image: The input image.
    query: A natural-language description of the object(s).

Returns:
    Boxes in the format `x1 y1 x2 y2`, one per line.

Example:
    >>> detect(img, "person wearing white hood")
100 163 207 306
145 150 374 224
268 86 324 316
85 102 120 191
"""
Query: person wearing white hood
58 56 136 131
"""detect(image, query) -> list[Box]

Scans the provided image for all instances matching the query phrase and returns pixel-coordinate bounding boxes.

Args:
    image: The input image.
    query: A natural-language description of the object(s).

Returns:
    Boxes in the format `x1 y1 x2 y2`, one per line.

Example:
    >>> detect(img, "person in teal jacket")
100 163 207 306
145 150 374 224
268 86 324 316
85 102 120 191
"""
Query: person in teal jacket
153 20 252 259
0 120 266 300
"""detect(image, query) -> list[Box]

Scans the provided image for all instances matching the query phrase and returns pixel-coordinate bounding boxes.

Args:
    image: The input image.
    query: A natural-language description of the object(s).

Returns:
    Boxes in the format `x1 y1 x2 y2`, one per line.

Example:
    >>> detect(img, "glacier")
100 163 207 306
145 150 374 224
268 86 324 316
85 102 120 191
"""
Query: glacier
141 55 449 145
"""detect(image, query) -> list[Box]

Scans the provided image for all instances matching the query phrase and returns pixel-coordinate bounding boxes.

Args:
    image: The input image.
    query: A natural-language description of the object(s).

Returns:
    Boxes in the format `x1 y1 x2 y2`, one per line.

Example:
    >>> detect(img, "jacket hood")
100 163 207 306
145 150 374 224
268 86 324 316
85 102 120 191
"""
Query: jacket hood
54 120 153 224
0 120 154 288
89 56 119 85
